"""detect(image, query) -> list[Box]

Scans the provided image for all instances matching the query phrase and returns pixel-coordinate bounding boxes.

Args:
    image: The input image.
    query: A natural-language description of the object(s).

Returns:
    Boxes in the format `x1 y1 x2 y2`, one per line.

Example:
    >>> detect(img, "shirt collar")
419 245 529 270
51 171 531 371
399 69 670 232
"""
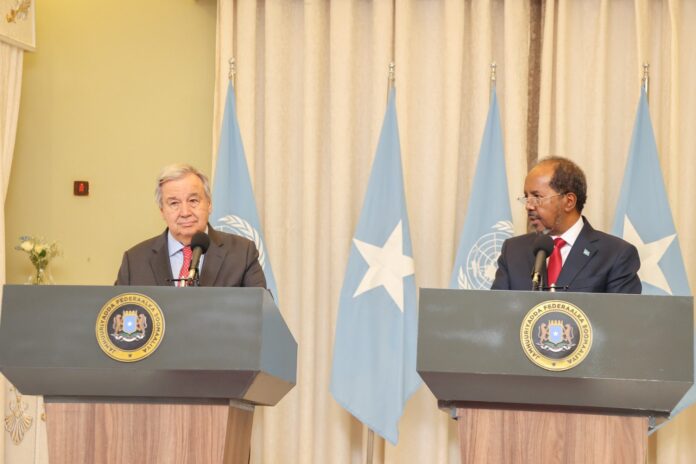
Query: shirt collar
167 231 186 257
552 216 584 247
167 227 210 257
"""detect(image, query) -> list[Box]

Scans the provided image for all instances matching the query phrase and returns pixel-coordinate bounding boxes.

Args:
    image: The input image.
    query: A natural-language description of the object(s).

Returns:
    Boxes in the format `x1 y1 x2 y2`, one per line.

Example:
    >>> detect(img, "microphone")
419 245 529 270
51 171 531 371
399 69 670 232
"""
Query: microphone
187 232 210 284
531 233 554 291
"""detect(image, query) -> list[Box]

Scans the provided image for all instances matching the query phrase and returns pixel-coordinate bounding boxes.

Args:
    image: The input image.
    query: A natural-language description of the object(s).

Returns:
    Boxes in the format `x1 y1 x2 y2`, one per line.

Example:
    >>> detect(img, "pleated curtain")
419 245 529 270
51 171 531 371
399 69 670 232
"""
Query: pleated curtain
214 1 696 463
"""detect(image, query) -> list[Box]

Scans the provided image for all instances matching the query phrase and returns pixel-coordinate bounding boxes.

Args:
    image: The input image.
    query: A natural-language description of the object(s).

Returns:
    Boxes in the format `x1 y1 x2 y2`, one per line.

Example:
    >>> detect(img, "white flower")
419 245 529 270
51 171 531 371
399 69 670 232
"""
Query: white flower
20 241 33 252
34 244 46 254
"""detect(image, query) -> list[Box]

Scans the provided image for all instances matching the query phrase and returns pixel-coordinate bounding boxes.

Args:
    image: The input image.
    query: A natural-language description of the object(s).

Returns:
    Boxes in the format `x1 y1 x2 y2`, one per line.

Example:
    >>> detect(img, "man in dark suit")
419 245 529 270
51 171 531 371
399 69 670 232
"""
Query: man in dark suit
491 156 641 293
116 164 266 288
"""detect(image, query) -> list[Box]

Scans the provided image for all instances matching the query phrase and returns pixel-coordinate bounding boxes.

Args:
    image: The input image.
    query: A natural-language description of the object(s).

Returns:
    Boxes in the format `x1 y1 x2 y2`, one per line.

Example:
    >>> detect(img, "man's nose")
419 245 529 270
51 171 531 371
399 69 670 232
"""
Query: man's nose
179 202 193 216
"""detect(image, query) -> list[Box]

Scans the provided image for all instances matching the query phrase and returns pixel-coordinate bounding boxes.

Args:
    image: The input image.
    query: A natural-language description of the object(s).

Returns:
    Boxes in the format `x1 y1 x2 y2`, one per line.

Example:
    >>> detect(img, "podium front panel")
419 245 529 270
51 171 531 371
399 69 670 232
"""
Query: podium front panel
0 285 296 406
417 288 693 415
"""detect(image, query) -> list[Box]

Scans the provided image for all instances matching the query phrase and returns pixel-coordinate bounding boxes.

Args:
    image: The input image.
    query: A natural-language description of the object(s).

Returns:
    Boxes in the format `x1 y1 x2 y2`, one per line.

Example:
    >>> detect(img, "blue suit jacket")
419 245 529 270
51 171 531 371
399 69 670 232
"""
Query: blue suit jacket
491 218 641 293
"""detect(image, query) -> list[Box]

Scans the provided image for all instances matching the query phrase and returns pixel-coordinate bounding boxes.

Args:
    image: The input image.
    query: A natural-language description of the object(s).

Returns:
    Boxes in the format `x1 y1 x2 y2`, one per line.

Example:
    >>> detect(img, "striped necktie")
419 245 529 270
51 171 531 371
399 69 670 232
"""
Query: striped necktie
178 246 192 287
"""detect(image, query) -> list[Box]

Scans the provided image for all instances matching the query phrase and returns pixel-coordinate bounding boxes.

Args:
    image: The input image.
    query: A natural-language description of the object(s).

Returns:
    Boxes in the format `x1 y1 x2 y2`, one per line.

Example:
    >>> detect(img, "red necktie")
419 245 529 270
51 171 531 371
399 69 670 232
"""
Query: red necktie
547 238 567 287
178 246 192 287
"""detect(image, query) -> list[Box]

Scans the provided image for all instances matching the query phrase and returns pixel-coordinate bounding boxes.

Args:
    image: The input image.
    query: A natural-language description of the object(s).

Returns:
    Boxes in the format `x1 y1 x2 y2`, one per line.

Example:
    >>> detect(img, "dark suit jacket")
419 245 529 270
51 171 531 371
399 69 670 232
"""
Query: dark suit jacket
491 218 641 293
116 227 267 288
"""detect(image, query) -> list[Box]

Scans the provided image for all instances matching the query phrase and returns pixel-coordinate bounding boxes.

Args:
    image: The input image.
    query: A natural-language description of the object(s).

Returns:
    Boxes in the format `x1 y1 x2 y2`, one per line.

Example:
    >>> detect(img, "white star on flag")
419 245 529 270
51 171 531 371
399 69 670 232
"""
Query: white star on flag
622 216 676 295
352 221 415 312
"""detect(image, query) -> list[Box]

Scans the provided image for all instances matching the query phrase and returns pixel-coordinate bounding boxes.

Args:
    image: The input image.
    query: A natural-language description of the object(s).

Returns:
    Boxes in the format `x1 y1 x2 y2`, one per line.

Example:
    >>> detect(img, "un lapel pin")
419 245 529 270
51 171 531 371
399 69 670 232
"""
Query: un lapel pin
583 249 591 256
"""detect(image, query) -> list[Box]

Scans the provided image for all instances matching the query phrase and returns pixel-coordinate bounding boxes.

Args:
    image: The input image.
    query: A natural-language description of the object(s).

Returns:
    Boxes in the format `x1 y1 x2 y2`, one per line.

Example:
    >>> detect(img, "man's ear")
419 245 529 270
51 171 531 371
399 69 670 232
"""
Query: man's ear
564 192 578 212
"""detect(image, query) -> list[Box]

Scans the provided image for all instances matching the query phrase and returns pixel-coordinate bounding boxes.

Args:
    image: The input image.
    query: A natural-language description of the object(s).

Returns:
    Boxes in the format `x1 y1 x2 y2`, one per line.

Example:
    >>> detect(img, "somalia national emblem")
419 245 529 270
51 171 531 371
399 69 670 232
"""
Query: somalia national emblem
96 293 165 362
520 300 593 371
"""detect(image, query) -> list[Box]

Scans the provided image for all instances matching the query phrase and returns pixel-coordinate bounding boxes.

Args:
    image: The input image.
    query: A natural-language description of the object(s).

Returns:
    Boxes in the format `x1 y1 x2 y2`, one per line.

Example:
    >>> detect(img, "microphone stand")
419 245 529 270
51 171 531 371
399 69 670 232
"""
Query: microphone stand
186 268 201 287
540 284 569 292
168 269 201 288
531 262 547 291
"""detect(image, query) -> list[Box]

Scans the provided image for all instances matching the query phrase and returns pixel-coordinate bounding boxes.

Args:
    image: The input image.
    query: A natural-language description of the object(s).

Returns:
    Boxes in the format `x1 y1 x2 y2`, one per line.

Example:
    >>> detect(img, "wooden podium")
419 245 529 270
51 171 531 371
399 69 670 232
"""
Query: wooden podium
417 289 694 463
0 285 297 464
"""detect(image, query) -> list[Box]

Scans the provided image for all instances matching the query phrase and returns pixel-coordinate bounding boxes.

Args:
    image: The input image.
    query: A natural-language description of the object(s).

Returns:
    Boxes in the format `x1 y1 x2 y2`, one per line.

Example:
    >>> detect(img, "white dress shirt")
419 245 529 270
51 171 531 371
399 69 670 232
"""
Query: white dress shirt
550 216 584 265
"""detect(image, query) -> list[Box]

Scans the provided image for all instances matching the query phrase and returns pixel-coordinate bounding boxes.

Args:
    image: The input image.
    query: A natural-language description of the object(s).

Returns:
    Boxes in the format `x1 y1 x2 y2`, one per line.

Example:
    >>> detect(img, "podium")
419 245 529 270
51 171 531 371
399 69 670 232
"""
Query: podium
417 289 694 463
0 285 297 464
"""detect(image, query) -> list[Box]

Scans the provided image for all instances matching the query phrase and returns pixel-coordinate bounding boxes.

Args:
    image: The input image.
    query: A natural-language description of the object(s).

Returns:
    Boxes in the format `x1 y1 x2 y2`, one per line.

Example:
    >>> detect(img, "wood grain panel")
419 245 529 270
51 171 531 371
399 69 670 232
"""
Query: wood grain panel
45 402 253 464
223 405 254 463
456 408 647 464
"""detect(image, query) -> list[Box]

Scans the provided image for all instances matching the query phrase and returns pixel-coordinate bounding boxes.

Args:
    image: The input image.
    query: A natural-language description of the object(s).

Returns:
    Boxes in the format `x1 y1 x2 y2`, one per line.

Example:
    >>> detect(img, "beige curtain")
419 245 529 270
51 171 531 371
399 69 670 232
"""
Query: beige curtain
215 0 696 462
1 40 21 464
538 1 696 462
215 1 529 462
1 41 47 464
0 41 23 222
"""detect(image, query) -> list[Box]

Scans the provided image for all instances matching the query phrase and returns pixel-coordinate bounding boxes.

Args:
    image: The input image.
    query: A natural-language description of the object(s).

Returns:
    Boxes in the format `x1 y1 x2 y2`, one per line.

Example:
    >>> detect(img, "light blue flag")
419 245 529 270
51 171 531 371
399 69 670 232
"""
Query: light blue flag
211 81 279 301
611 88 694 419
450 88 513 289
330 88 420 444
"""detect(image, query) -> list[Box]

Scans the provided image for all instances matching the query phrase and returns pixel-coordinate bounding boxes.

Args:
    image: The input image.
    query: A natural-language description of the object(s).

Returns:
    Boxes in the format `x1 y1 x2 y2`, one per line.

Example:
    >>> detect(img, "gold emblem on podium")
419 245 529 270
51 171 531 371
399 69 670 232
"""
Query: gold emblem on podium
520 300 592 371
96 293 165 362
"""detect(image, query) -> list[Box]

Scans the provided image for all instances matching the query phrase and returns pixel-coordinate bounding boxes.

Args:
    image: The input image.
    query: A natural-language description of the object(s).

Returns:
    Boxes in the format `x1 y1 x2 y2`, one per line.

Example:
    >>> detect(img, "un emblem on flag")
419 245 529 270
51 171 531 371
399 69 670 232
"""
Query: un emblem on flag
96 293 165 362
520 300 593 371
458 221 513 289
216 215 267 270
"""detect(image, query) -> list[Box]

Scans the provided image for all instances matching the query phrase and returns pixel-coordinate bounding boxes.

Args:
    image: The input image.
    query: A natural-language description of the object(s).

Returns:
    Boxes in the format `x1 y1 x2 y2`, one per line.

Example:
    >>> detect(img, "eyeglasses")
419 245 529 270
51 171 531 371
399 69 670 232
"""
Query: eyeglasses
516 193 565 207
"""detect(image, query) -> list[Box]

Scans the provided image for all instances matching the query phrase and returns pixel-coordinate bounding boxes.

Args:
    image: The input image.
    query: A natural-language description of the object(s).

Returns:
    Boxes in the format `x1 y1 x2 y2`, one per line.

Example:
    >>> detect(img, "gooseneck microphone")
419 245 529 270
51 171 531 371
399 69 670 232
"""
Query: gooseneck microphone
187 232 211 285
531 233 554 291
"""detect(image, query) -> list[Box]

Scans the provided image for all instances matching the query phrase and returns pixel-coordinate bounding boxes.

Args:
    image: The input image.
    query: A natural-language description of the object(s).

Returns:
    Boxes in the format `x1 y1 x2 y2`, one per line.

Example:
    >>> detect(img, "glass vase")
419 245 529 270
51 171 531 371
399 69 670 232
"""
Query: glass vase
27 266 54 285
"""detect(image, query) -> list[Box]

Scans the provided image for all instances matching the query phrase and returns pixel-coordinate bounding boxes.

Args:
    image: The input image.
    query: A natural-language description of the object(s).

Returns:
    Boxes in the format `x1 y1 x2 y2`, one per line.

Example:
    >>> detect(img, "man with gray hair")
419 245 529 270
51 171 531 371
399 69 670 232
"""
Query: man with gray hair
116 164 266 288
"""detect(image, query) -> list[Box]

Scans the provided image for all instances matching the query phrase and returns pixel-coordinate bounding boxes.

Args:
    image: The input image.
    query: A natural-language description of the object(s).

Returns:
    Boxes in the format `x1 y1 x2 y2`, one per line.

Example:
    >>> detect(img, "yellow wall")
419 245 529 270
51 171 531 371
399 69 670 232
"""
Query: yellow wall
5 0 217 284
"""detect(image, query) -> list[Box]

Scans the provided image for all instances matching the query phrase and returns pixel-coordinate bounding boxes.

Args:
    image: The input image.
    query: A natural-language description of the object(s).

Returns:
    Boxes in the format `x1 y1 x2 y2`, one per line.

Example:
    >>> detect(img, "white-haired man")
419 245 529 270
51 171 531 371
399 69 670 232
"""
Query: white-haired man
116 164 266 288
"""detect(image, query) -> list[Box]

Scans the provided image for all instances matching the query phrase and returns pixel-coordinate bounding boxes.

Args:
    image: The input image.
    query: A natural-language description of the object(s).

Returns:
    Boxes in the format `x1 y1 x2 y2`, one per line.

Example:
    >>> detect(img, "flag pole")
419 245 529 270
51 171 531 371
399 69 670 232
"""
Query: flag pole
366 62 396 464
366 427 375 464
642 63 649 102
365 61 396 464
365 3 398 459
490 61 497 96
387 62 396 96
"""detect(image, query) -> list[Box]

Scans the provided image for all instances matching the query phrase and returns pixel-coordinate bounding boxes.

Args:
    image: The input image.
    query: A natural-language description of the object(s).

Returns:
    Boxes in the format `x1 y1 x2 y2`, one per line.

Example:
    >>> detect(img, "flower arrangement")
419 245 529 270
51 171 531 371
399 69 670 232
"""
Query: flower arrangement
16 236 60 285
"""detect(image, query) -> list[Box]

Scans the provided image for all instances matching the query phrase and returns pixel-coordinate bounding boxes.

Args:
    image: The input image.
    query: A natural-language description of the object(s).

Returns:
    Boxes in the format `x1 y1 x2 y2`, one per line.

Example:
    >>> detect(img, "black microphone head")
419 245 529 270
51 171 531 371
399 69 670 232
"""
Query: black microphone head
190 232 210 254
532 233 554 255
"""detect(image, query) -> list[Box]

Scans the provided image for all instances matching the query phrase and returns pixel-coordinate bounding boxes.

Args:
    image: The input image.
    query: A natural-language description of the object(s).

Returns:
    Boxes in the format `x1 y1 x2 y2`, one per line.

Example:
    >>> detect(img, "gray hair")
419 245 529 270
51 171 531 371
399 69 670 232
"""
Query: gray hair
155 164 212 208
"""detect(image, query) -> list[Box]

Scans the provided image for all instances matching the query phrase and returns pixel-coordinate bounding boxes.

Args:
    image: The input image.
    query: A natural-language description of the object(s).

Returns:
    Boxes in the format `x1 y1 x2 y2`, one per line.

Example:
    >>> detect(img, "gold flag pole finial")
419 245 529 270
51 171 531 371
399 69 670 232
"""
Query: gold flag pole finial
386 62 396 102
229 58 236 84
642 63 649 100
